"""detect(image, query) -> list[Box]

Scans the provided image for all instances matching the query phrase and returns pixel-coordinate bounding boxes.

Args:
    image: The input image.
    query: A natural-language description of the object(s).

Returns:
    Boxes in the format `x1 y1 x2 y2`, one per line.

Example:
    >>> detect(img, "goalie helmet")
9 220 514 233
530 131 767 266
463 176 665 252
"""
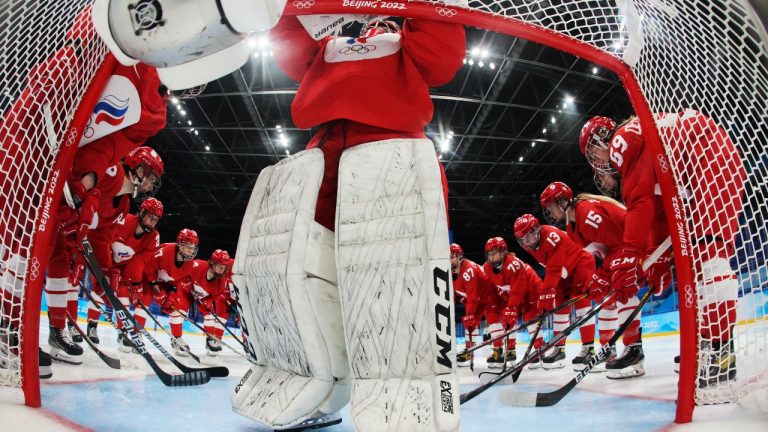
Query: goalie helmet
176 228 199 262
514 214 542 250
360 18 401 38
123 146 164 202
540 181 573 226
138 197 163 233
579 116 618 176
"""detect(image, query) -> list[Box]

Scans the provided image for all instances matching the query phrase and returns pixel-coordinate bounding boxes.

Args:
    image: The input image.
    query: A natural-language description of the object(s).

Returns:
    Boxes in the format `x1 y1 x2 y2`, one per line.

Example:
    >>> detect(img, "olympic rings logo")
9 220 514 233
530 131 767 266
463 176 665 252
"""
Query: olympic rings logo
657 154 669 173
292 0 315 9
683 284 694 308
29 257 40 281
435 7 457 17
339 44 377 55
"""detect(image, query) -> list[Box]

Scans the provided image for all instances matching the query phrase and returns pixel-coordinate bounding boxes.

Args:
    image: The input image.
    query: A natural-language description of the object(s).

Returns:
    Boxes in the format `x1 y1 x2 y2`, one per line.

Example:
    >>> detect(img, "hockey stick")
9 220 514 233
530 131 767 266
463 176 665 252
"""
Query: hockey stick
65 312 121 369
478 316 544 382
172 306 247 359
79 238 215 385
468 326 475 372
460 287 618 404
459 293 588 357
80 281 229 379
499 237 673 407
135 302 205 364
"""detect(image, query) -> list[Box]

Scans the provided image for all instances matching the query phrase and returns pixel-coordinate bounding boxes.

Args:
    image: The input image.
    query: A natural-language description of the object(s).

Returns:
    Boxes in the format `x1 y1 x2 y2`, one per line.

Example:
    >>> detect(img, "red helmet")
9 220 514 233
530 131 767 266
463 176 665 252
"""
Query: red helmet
124 146 164 178
360 19 401 38
176 228 199 245
514 214 540 239
210 249 230 266
449 243 464 257
540 182 573 208
579 116 617 156
484 237 508 253
140 197 164 218
124 146 164 201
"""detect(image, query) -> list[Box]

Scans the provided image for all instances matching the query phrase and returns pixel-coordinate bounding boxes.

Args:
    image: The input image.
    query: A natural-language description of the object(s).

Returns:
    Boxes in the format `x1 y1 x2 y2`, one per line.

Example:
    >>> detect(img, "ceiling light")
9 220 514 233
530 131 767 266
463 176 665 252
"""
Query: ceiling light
613 40 623 49
194 130 199 136
489 62 496 70
468 59 474 65
531 142 536 147
481 49 489 58
170 97 179 104
253 52 260 58
518 156 523 162
471 47 480 57
180 109 186 116
478 61 484 67
205 145 210 151
248 38 257 48
276 125 282 130
259 36 269 47
440 140 450 153
286 150 290 155
280 134 289 146
565 95 575 105
542 128 547 133
463 58 467 64
550 117 556 124
187 120 192 125
592 67 599 74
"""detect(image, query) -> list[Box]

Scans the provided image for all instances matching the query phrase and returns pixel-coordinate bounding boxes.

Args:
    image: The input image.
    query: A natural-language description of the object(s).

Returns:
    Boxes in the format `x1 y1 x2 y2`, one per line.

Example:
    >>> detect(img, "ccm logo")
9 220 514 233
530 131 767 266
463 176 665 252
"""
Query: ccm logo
433 267 452 369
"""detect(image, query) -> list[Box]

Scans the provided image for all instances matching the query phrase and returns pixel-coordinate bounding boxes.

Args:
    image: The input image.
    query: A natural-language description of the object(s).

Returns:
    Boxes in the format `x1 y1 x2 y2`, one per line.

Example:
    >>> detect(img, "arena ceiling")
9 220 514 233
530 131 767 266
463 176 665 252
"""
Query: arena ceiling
147 24 635 264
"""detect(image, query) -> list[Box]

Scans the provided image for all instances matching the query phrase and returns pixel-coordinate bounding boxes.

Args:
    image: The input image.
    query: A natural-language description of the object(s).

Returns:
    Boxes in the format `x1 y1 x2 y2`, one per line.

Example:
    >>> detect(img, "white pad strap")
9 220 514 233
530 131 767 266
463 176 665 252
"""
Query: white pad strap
697 257 739 306
231 149 349 429
336 138 460 431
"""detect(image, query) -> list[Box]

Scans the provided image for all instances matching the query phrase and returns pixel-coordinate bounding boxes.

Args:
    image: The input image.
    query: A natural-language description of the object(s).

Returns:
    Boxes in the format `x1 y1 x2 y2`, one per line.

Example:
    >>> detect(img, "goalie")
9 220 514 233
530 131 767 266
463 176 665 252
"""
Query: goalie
93 0 465 429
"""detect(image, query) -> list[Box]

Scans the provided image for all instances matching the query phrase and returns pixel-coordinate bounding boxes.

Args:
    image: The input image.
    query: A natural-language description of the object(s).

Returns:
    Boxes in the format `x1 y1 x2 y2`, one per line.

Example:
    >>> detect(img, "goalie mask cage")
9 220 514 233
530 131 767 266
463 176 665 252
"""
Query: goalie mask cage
0 0 765 424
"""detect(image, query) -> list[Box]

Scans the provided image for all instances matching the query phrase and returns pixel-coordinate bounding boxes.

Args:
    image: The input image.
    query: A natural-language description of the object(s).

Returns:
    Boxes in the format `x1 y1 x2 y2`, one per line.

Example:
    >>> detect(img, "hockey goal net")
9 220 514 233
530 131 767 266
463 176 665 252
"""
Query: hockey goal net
284 0 768 423
0 0 113 407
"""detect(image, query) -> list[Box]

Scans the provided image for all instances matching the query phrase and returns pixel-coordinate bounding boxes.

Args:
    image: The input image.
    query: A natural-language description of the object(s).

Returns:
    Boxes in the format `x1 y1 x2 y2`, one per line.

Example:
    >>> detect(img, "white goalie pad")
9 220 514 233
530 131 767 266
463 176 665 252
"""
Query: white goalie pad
336 139 460 431
231 149 350 429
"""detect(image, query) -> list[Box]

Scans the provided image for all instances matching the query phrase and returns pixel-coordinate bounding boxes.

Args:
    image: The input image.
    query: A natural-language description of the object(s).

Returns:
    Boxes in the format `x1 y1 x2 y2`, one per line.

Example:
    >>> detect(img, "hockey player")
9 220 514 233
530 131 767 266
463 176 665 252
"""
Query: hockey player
46 145 163 363
95 1 466 429
483 237 546 369
579 111 746 387
143 229 200 356
540 181 645 377
84 198 162 350
514 214 597 369
189 249 231 357
450 243 506 368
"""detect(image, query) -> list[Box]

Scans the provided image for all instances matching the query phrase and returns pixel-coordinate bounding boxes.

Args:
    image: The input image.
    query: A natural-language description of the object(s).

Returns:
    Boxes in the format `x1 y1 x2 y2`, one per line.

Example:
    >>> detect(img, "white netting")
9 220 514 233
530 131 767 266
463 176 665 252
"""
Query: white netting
460 0 768 409
0 0 107 394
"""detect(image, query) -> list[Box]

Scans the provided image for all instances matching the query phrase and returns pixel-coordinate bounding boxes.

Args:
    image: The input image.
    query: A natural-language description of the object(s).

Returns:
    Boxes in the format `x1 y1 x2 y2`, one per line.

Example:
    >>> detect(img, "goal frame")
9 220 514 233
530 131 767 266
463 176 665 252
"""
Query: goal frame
280 0 701 422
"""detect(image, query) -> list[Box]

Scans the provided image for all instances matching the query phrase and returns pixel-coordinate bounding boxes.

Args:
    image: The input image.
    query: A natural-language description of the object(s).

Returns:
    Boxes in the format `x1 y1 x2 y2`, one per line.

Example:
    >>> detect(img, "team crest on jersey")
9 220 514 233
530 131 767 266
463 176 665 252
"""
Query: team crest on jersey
324 32 401 63
80 76 141 146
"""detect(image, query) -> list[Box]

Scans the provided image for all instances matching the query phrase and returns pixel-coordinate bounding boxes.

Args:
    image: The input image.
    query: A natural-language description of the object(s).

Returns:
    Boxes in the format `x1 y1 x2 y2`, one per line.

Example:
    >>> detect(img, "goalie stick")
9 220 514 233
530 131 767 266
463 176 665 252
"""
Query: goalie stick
135 302 205 364
65 312 121 370
172 306 248 360
79 238 216 385
499 236 673 407
80 280 229 379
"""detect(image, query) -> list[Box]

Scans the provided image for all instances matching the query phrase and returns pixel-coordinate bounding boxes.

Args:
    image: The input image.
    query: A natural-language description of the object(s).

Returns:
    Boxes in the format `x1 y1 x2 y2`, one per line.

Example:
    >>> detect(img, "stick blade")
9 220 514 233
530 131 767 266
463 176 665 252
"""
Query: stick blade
168 371 211 387
498 389 539 407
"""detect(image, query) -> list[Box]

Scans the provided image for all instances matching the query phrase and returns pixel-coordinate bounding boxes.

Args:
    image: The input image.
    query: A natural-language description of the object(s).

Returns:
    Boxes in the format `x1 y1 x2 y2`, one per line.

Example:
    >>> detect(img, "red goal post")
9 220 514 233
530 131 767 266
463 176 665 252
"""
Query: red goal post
0 0 115 407
279 0 768 423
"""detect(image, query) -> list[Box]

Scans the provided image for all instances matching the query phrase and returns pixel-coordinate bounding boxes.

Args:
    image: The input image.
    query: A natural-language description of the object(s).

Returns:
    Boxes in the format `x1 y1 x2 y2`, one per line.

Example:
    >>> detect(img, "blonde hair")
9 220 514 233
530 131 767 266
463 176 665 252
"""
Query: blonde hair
575 192 626 210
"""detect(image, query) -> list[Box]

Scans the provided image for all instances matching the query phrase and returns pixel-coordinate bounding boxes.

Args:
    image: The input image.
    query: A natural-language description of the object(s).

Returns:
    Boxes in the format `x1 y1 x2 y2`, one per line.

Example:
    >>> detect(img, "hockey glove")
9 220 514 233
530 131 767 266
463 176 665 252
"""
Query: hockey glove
501 307 518 328
462 313 479 330
76 188 101 245
129 283 144 307
646 251 673 295
610 249 645 304
161 293 180 315
537 286 557 314
587 268 611 301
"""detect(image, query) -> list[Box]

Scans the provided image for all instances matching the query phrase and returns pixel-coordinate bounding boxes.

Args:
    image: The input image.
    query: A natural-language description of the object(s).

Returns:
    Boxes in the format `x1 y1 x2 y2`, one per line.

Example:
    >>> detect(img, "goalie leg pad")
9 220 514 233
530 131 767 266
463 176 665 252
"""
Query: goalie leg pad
231 149 350 429
336 139 460 432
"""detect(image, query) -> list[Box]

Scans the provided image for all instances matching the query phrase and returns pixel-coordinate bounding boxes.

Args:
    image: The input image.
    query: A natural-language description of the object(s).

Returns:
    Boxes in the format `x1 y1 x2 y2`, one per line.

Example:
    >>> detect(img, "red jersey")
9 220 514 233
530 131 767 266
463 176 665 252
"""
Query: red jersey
522 225 594 291
189 259 227 300
109 213 160 267
272 17 465 132
144 243 199 287
567 198 626 264
452 258 497 316
484 253 542 309
608 117 669 254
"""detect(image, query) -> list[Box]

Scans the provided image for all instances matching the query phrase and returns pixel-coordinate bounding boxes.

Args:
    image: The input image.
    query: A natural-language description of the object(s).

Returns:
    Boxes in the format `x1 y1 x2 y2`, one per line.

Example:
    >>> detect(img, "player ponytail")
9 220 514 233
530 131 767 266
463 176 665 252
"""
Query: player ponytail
575 192 626 210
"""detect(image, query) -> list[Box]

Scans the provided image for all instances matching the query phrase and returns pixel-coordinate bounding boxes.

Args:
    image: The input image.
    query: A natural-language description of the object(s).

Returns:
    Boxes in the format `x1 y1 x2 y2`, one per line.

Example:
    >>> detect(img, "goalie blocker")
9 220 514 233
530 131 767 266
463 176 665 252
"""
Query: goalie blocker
232 139 460 431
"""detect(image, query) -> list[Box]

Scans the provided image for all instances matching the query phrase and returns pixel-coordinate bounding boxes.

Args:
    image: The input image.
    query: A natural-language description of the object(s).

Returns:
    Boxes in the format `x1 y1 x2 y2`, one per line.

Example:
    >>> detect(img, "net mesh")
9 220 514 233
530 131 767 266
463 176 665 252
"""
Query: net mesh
460 0 768 407
0 0 107 391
